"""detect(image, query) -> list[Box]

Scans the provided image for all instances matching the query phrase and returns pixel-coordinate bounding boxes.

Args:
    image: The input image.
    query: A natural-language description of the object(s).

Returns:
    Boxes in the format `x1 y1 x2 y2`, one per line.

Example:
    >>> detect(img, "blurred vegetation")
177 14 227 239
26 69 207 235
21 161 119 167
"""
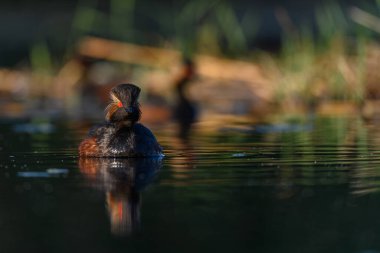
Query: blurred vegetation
268 1 378 107
65 0 255 56
2 0 380 117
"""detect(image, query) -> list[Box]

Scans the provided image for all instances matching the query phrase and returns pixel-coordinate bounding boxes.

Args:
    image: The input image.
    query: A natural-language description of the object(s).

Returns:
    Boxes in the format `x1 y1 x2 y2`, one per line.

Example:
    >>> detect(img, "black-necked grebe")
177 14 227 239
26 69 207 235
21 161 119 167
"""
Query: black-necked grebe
79 83 162 157
173 58 196 139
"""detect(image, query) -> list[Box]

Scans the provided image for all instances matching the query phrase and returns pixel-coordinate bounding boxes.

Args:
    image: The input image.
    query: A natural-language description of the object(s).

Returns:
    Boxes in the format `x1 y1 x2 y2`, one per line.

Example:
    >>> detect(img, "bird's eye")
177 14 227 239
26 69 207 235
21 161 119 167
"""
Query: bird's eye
117 101 123 108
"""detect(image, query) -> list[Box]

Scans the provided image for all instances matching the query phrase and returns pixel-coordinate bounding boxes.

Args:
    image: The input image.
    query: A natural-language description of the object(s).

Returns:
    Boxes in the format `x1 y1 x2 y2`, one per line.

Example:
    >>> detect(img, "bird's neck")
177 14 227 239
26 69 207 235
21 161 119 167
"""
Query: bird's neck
115 120 136 130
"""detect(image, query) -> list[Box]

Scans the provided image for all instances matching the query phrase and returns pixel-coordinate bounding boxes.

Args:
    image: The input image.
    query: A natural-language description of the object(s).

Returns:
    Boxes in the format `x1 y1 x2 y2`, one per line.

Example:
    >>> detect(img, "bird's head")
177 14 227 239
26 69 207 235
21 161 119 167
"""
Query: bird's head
105 83 141 125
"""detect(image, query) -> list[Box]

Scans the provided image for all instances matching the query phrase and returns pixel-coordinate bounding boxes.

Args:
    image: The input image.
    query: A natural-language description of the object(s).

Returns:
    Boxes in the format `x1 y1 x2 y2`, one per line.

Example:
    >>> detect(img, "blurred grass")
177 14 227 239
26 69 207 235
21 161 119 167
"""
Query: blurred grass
263 1 380 109
21 0 380 115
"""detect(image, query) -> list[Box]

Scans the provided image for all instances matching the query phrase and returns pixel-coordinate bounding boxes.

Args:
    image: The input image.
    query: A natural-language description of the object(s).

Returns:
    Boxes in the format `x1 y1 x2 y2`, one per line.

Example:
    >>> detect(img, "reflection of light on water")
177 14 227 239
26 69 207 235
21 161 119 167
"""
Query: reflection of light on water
232 153 247 158
17 168 69 178
106 189 140 236
79 157 162 237
254 123 313 134
13 123 55 134
4 115 380 250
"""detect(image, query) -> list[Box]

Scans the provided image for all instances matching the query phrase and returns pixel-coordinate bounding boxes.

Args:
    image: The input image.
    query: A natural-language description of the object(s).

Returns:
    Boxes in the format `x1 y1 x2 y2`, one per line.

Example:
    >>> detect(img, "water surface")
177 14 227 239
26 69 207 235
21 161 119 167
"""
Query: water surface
1 116 380 253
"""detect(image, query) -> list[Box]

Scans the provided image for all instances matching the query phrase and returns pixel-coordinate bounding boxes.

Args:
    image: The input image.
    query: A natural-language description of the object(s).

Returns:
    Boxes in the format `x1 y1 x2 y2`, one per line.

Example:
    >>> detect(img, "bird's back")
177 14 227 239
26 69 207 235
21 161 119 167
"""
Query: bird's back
133 123 163 156
79 123 162 157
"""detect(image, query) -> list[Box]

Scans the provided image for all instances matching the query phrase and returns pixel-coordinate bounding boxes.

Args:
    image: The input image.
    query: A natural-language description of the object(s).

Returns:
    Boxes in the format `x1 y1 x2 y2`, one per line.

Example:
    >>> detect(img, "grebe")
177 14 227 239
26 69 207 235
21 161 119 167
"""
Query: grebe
78 83 162 157
173 58 196 139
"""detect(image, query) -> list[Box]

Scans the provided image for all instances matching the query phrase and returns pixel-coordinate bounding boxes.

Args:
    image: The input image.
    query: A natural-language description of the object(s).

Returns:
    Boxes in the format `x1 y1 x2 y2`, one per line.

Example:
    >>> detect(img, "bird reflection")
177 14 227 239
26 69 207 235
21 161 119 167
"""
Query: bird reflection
79 157 162 236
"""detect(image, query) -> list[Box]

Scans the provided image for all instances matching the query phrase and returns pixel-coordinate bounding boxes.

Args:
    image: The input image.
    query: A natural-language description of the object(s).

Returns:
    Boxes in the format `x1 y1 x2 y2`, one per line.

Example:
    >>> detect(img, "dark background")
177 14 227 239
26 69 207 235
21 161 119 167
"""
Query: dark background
0 0 376 66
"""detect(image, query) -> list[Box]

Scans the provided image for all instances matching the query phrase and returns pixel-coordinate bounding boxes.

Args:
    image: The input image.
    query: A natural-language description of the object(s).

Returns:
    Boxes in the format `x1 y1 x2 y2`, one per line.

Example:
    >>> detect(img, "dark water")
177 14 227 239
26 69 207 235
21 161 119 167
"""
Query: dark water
1 116 380 253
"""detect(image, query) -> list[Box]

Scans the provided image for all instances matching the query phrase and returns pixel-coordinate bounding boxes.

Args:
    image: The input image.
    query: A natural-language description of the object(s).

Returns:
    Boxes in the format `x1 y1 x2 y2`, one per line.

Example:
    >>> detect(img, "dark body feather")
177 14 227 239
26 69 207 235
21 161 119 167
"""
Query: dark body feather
79 122 162 157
